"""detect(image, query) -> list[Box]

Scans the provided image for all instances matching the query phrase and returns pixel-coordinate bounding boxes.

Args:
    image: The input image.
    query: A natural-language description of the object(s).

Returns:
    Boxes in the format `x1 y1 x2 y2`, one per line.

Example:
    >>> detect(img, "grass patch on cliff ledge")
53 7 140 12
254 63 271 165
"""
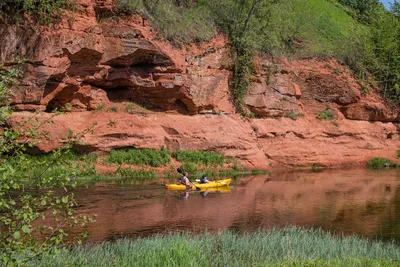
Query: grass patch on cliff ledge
4 151 98 183
367 158 397 169
30 227 400 266
173 150 225 166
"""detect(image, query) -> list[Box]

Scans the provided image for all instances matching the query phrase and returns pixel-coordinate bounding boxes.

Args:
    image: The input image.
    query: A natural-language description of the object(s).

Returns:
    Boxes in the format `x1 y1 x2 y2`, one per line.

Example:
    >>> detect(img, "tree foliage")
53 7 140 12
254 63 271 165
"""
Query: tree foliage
0 63 95 265
337 0 381 23
0 0 74 25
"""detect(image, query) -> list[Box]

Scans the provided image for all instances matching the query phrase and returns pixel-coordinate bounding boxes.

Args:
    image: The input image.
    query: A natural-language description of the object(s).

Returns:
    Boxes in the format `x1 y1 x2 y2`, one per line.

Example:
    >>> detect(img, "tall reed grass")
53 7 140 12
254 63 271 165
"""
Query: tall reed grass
31 227 400 266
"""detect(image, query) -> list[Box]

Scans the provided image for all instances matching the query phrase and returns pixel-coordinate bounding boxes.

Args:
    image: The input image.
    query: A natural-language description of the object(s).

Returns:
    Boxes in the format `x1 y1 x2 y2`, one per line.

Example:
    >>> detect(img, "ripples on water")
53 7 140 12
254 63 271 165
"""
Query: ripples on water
72 169 400 243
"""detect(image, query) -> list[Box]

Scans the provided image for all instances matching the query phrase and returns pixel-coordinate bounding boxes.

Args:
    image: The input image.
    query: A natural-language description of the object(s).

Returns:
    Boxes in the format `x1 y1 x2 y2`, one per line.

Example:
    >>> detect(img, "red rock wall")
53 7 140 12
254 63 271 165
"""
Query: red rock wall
3 0 400 169
0 0 234 115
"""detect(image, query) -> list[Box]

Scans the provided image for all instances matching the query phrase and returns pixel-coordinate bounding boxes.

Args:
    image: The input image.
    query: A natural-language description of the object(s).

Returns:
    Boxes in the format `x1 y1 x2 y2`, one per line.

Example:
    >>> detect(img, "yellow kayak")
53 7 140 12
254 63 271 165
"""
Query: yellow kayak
165 178 231 190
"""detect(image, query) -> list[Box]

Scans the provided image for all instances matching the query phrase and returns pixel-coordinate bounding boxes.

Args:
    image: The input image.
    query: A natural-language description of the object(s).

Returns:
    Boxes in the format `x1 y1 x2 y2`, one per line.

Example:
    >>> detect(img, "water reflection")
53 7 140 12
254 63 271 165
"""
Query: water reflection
72 169 400 242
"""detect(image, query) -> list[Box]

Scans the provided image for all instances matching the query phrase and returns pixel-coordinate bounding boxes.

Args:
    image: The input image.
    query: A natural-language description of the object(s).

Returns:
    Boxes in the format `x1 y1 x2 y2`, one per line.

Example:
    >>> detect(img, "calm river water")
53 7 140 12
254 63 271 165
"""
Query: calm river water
73 168 400 243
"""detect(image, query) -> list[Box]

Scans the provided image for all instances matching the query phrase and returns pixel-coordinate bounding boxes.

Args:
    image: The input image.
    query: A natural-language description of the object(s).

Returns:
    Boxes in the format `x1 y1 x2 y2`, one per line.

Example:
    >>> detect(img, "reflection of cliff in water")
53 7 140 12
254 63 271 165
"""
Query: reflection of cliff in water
72 169 400 242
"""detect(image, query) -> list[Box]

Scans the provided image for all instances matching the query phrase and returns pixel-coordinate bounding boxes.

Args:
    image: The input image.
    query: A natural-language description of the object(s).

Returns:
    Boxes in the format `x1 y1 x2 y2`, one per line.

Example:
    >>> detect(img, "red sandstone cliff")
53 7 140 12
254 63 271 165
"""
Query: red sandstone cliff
2 0 400 169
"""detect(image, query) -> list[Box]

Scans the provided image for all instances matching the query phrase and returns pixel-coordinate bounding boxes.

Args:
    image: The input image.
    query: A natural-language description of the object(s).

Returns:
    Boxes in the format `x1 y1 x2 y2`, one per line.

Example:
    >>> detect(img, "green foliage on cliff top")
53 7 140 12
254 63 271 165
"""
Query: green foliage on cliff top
116 0 216 43
2 0 399 107
0 0 74 25
116 0 400 107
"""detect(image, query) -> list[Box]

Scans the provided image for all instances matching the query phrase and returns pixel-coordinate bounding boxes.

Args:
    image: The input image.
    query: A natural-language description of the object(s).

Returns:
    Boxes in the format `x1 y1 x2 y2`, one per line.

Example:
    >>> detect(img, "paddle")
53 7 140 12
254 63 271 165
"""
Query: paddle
177 167 200 190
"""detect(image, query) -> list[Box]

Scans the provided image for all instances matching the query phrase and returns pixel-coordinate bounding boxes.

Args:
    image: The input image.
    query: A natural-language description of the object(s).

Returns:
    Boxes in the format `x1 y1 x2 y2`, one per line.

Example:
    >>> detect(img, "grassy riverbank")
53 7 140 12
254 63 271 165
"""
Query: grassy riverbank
31 228 399 266
5 148 267 185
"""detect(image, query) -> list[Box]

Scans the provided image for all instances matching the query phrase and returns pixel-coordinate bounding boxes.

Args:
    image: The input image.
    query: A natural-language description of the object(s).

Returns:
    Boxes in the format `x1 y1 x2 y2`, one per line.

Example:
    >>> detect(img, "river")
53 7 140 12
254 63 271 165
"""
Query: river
72 168 400 243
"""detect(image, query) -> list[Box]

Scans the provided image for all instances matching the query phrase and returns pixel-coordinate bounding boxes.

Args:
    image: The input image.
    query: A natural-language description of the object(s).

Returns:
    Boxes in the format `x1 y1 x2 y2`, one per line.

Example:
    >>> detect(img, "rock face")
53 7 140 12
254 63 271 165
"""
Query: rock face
8 111 400 169
2 0 400 168
0 1 234 115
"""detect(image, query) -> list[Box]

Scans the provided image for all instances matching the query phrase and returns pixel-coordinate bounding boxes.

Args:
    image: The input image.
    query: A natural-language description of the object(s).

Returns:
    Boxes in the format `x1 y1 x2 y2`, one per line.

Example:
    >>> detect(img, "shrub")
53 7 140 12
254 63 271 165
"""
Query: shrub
94 104 106 112
316 109 334 120
367 158 397 169
116 0 216 43
180 162 197 174
173 150 225 166
108 106 118 112
125 103 136 114
105 147 171 167
107 120 116 127
0 0 75 25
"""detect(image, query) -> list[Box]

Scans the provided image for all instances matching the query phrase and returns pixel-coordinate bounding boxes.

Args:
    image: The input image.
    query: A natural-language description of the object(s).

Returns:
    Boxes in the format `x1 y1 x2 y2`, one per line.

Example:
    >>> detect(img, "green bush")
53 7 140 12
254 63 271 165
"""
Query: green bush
108 106 118 112
116 0 216 43
174 150 225 166
316 109 334 120
105 147 171 167
367 158 397 169
180 162 197 174
0 0 74 25
5 151 98 182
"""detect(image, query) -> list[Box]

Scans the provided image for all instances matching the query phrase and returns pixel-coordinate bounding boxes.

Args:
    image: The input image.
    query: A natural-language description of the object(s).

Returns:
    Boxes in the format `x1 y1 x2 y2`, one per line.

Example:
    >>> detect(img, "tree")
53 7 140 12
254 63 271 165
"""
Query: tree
0 63 95 265
209 0 279 111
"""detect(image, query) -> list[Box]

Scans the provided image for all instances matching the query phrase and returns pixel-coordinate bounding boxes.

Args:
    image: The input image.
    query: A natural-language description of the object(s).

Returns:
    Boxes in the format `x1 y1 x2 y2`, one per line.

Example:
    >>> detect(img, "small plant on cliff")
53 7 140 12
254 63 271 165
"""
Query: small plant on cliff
288 111 304 121
94 104 106 112
316 109 334 121
108 106 118 112
107 120 116 127
125 103 136 114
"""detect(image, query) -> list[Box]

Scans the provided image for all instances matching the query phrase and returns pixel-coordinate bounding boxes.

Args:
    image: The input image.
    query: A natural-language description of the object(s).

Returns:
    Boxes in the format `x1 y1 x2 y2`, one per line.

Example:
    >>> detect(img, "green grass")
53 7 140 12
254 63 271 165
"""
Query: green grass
270 0 364 59
367 158 397 169
174 151 225 166
105 147 171 167
31 227 400 266
316 109 334 121
4 151 98 184
94 104 106 111
124 103 136 114
116 0 216 43
107 106 118 112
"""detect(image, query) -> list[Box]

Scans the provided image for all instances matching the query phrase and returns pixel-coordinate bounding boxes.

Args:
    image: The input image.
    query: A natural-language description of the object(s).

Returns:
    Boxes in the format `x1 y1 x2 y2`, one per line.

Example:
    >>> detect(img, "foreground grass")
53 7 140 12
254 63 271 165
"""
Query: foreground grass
32 227 400 266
